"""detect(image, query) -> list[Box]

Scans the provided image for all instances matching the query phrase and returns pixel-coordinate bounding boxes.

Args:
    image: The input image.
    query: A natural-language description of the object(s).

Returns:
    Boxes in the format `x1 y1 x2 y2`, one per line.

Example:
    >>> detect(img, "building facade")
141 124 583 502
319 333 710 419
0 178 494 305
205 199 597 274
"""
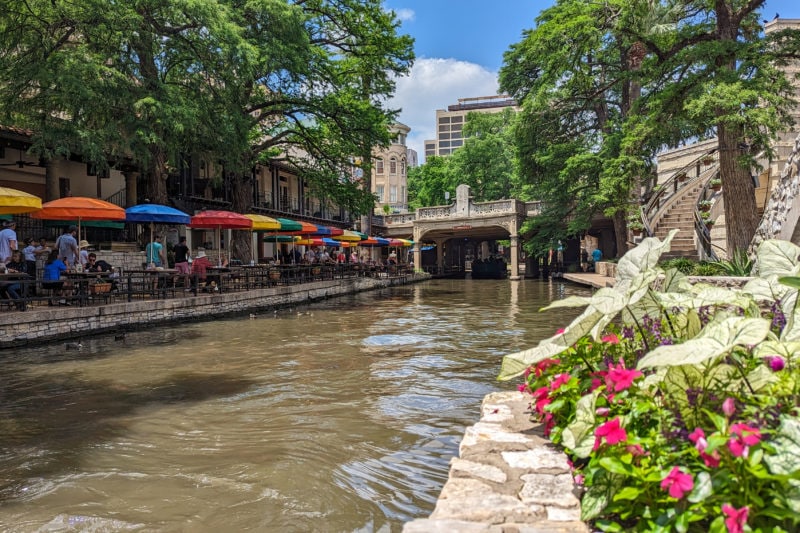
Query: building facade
423 95 518 158
371 123 416 214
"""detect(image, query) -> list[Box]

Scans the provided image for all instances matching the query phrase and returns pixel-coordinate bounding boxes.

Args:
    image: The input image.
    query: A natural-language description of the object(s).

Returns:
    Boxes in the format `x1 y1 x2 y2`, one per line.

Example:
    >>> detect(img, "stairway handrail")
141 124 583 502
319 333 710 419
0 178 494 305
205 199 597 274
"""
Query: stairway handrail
642 148 718 235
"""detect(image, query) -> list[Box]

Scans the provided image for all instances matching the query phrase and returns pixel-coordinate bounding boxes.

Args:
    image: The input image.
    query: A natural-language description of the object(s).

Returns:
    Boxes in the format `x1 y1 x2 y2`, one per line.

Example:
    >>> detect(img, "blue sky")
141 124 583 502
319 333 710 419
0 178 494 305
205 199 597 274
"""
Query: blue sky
385 0 800 161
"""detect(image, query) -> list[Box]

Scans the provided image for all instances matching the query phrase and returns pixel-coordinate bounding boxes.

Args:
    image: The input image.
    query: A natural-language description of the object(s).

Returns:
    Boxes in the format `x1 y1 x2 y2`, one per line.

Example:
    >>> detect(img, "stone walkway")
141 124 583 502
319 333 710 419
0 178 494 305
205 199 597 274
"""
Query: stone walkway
403 391 588 533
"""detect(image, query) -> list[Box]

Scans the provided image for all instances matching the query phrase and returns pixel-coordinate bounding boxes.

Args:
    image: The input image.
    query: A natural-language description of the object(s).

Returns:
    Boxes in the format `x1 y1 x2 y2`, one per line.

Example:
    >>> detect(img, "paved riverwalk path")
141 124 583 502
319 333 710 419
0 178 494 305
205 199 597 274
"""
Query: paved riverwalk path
404 391 588 533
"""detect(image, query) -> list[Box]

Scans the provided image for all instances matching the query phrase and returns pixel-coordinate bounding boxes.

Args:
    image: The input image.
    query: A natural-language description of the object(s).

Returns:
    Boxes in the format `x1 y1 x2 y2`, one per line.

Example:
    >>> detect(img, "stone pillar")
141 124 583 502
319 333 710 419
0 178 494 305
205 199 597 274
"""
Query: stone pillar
412 243 421 272
436 239 445 274
509 235 521 280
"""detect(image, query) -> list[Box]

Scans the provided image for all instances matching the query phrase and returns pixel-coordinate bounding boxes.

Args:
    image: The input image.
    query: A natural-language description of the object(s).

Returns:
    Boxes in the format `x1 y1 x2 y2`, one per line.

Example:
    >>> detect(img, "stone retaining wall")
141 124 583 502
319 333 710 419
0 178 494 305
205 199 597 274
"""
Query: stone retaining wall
404 391 588 533
0 274 428 347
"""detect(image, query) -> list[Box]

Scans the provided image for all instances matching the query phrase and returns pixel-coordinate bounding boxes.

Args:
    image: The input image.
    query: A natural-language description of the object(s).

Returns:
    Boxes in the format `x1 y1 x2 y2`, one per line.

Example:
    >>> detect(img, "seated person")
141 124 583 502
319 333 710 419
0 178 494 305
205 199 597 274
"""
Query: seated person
42 249 68 305
190 248 215 291
85 252 119 291
1 251 29 310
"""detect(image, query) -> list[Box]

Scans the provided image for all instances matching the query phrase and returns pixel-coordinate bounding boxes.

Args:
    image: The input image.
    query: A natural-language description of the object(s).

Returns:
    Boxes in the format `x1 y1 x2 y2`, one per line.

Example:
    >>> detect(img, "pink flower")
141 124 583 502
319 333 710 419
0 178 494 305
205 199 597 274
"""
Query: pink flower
556 328 565 335
625 444 646 457
689 428 708 452
660 467 694 499
728 423 762 458
595 407 610 417
543 413 555 437
573 474 584 485
605 359 643 392
517 383 529 393
534 358 560 377
722 397 736 417
700 451 721 468
721 504 749 533
766 356 786 372
593 417 627 450
601 333 620 344
550 373 572 391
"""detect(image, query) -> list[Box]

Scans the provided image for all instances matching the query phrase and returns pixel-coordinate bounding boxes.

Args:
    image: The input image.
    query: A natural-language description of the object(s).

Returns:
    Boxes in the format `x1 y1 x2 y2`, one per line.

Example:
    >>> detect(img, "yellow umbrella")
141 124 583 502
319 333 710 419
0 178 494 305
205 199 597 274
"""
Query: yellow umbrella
332 230 364 242
244 214 281 231
244 214 281 263
0 187 42 215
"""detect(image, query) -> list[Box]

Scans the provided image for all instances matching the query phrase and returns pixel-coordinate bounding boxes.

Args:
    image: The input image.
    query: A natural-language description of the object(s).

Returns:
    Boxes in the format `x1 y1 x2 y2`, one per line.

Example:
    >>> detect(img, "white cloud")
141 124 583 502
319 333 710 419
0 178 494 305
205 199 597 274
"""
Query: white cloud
387 58 499 163
392 8 415 22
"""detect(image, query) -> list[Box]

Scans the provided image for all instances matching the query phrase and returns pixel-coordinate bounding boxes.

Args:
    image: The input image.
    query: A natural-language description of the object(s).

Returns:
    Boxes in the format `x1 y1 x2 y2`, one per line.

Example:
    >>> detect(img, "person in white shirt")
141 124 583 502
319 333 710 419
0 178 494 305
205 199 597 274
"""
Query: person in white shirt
0 220 18 264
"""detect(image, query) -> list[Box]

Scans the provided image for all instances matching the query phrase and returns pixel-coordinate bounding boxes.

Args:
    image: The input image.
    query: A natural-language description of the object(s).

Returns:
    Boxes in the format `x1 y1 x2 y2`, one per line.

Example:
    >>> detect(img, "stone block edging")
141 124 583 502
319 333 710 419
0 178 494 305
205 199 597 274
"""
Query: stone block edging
404 391 588 532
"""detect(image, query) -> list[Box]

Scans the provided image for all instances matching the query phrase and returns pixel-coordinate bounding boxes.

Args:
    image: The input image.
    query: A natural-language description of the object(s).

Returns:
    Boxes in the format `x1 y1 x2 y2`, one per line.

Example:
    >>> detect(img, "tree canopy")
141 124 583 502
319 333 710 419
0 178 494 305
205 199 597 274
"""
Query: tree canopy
501 0 800 257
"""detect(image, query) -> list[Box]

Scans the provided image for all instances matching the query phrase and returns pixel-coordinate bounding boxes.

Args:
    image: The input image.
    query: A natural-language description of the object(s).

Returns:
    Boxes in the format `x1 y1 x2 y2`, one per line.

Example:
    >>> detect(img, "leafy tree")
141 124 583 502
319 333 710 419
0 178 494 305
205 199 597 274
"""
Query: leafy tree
500 0 653 257
447 108 524 202
407 156 456 209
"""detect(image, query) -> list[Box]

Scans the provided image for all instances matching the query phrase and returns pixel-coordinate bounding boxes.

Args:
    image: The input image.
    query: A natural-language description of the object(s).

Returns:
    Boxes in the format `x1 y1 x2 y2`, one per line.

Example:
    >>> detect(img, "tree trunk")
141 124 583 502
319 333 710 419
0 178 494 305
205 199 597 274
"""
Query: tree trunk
613 209 628 258
230 172 253 263
718 122 758 254
144 146 168 204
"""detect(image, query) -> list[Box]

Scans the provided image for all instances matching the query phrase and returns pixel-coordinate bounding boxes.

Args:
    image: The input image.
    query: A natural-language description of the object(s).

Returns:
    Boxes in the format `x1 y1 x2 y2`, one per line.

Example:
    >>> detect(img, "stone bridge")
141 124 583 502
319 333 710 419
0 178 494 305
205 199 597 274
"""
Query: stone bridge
381 184 541 280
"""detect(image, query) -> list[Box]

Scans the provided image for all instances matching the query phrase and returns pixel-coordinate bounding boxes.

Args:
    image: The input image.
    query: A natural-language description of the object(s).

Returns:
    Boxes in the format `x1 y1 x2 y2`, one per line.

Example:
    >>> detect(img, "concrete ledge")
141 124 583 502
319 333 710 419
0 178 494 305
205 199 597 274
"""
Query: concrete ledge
0 273 430 347
403 391 588 533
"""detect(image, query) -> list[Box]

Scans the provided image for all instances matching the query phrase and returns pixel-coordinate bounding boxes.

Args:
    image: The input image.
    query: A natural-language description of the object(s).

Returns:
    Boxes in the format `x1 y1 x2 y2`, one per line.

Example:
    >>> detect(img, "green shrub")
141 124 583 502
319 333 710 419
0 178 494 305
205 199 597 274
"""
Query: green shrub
713 249 753 276
500 232 800 533
658 257 695 274
691 261 723 276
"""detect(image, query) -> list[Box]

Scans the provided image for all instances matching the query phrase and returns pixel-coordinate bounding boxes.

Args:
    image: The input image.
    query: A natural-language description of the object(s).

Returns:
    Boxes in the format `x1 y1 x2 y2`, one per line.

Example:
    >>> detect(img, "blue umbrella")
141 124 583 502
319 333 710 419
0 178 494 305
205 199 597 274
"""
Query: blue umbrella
125 203 191 224
125 204 191 264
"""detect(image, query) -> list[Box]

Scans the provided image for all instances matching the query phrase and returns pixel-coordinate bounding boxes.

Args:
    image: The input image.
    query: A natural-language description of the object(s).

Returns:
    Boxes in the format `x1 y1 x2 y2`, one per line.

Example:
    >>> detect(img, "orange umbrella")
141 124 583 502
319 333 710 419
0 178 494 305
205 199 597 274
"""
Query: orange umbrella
31 196 126 240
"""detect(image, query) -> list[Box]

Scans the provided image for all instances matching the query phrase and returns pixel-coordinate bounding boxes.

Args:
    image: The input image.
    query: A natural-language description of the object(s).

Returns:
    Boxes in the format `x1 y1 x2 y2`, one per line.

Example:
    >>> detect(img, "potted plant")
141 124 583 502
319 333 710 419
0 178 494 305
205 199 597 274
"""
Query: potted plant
701 155 714 165
676 171 688 182
698 199 712 212
709 177 722 191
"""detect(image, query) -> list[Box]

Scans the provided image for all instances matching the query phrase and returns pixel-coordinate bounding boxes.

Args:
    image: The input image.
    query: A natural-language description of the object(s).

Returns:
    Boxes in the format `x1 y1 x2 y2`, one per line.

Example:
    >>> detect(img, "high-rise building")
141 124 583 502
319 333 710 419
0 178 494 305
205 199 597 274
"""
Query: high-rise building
424 95 518 157
372 123 416 213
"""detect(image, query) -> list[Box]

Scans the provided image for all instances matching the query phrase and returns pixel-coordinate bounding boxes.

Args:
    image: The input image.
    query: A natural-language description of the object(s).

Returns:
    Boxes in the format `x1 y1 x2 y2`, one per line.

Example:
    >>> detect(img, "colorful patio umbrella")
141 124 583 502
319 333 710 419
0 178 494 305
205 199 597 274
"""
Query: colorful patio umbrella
244 214 281 231
275 218 303 232
0 187 42 215
31 196 126 241
312 225 344 237
188 210 252 266
126 204 191 259
332 230 365 242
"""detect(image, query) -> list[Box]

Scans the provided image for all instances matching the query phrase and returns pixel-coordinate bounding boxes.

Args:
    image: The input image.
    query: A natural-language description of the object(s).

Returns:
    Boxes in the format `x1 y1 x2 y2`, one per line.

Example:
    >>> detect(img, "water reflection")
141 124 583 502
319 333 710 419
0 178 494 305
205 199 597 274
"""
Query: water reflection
0 279 589 531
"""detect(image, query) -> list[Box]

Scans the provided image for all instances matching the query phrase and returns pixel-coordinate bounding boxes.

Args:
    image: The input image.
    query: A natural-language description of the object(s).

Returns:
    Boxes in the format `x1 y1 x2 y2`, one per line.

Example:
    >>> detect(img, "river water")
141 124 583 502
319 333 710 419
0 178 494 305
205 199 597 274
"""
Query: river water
0 279 589 532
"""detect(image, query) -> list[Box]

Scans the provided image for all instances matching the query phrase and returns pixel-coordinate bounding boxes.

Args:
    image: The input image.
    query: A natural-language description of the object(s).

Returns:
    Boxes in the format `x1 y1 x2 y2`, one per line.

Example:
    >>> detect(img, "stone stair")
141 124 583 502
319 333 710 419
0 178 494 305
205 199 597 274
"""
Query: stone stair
652 184 703 260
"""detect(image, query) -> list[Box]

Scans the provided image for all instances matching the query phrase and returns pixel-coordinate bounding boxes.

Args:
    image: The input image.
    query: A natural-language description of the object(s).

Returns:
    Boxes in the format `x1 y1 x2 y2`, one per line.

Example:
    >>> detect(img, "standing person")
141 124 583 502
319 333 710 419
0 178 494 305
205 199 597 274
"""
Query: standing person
173 236 191 274
0 219 18 264
56 225 80 268
591 247 602 272
22 237 37 277
145 235 166 268
78 240 91 269
580 247 589 273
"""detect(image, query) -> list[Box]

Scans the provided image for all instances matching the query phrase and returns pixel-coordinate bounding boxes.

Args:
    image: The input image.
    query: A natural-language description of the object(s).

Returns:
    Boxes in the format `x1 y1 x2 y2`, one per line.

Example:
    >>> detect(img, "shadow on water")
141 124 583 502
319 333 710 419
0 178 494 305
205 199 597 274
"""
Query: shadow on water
0 368 256 501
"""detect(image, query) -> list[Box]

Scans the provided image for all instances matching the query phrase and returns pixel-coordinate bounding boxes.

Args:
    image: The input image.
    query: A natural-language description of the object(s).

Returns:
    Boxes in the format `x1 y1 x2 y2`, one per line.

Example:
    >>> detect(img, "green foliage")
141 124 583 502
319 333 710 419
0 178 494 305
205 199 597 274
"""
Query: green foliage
691 261 724 277
658 257 695 274
502 234 800 531
407 109 524 208
713 249 753 277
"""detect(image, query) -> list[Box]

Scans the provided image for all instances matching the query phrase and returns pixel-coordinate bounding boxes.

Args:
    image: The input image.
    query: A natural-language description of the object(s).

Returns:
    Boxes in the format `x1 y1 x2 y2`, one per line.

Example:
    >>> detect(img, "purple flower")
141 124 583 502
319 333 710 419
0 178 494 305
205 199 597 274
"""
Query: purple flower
765 356 785 372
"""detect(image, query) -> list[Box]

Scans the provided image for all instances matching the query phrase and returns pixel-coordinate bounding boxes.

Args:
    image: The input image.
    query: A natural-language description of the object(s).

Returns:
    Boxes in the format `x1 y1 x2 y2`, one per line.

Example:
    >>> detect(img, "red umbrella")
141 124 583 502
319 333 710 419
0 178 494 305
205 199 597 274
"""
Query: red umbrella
188 210 252 266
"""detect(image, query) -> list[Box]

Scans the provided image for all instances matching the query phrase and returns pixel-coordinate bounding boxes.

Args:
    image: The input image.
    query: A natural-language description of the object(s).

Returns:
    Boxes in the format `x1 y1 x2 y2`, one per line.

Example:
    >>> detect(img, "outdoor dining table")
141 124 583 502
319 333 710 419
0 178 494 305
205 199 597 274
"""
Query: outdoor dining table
62 271 104 306
123 268 182 301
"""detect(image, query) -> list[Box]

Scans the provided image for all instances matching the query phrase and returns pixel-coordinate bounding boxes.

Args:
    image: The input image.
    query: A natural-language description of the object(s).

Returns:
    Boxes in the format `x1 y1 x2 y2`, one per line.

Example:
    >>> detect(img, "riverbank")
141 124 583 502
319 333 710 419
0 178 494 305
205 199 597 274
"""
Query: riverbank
0 272 430 347
403 391 588 532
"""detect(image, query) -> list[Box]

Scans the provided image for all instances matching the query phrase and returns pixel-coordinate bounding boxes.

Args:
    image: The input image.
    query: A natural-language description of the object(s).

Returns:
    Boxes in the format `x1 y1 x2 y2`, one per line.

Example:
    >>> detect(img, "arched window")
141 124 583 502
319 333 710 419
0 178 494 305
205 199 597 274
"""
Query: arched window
400 158 406 176
389 157 397 175
375 158 384 174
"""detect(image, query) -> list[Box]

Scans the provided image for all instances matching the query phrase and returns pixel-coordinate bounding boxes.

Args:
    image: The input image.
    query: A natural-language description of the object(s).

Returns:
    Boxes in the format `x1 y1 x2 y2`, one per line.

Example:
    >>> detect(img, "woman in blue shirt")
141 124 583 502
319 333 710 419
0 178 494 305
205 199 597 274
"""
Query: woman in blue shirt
42 249 68 305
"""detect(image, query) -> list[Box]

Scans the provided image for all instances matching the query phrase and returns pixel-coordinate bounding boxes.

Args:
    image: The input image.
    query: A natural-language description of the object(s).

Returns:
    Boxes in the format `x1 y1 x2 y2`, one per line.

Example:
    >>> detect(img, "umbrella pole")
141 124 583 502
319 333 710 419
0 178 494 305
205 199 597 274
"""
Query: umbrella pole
217 226 221 267
150 222 154 265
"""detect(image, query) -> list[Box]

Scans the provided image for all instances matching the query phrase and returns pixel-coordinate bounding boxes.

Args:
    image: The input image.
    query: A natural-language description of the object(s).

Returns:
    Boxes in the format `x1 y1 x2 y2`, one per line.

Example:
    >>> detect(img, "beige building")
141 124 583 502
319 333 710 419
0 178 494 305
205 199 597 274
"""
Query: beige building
371 123 416 214
424 95 518 157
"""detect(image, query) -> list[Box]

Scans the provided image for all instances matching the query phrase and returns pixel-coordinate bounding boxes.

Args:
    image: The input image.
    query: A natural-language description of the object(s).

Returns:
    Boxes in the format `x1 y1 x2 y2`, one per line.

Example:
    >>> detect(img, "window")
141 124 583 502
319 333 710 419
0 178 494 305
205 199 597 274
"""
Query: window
439 141 451 147
390 185 397 203
451 140 463 147
375 158 384 174
439 133 450 140
451 116 463 123
439 117 451 124
400 159 406 176
389 157 397 174
438 125 450 134
401 186 407 204
376 185 384 202
59 177 71 198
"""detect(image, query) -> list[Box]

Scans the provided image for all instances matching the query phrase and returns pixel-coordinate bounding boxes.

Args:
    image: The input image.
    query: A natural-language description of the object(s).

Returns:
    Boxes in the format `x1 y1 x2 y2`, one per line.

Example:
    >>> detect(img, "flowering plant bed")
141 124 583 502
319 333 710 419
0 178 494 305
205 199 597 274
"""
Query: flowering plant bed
500 231 800 532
